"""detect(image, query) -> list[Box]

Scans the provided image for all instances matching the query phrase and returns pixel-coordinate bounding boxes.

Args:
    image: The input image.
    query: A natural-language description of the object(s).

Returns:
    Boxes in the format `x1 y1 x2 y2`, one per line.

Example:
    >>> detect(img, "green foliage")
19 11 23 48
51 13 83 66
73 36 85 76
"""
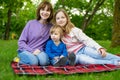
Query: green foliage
0 0 35 39
10 1 36 37
54 0 114 40
85 12 113 40
0 0 115 40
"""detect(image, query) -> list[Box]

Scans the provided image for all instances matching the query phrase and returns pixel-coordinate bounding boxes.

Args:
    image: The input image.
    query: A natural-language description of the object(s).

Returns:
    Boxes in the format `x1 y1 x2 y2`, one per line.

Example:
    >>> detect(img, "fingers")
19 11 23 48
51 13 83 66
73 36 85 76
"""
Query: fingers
99 48 107 57
101 52 106 57
33 49 41 55
101 50 107 57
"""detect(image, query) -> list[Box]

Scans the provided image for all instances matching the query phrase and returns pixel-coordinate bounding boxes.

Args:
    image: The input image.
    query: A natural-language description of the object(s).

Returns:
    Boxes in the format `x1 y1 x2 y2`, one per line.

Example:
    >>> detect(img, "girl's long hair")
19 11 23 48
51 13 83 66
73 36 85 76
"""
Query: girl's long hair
53 9 74 34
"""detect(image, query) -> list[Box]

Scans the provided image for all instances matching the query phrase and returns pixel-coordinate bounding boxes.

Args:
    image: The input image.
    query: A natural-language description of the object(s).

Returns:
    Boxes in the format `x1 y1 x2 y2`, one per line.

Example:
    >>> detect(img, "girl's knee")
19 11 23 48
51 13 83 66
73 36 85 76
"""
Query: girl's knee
37 52 50 66
39 58 49 66
18 51 39 65
77 54 95 64
29 56 38 65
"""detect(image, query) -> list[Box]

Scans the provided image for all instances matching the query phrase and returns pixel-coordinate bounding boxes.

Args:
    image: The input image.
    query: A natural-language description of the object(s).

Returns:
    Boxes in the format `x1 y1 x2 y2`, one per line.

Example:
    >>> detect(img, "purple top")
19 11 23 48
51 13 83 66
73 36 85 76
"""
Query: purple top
18 20 52 53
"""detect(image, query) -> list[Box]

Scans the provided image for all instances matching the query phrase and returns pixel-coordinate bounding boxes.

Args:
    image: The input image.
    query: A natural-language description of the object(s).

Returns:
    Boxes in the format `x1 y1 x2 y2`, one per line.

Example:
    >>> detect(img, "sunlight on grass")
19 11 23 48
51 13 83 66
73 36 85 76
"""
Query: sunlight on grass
0 40 120 80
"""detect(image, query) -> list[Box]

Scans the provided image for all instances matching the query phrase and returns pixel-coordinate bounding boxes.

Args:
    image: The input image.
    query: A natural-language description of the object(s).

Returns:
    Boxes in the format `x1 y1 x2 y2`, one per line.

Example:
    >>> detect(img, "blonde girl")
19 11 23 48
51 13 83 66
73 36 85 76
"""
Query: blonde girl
53 9 120 65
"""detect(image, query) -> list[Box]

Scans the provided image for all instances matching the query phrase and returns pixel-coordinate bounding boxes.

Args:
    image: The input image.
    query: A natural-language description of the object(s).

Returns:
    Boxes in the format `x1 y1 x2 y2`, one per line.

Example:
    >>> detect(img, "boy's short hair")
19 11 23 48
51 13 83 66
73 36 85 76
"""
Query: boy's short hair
50 25 64 38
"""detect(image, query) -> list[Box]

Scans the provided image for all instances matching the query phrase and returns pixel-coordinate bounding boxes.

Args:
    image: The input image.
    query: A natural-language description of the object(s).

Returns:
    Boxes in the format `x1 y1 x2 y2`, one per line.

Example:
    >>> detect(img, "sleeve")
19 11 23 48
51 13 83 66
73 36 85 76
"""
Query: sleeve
18 21 33 52
45 41 55 59
62 43 68 57
73 27 103 51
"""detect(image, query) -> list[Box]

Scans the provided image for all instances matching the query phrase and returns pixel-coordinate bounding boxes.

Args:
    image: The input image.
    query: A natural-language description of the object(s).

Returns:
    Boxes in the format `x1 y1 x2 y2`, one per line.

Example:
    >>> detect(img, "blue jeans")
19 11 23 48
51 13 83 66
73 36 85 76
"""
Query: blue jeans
75 46 120 65
18 50 49 66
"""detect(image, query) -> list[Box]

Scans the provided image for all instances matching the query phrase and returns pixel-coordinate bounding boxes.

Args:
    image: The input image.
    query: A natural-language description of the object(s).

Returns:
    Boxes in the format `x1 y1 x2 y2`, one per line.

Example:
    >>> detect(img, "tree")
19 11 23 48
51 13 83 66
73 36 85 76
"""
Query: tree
54 0 106 31
81 0 106 31
0 0 114 40
54 0 114 40
111 0 120 47
0 0 31 40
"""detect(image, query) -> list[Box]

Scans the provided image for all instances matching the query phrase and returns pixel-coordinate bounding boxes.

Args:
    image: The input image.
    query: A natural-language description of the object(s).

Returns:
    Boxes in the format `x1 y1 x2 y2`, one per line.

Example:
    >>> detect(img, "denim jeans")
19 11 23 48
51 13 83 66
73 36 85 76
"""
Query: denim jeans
75 46 120 65
18 50 49 66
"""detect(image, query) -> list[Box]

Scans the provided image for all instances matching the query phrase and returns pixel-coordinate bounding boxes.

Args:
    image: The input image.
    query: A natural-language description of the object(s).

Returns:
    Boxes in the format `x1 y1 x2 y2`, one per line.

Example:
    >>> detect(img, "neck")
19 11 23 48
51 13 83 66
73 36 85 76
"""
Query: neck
54 40 60 46
39 19 47 24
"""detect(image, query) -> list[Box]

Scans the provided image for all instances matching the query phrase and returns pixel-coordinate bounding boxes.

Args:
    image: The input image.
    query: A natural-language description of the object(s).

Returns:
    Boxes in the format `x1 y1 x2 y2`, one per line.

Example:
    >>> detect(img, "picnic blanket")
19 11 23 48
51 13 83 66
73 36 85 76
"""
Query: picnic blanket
11 61 120 75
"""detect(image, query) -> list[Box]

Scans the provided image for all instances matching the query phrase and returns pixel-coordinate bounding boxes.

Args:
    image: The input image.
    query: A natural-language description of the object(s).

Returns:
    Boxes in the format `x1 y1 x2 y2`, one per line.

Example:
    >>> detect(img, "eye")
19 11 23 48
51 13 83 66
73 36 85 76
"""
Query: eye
61 16 65 19
40 8 44 11
47 9 50 12
56 17 59 20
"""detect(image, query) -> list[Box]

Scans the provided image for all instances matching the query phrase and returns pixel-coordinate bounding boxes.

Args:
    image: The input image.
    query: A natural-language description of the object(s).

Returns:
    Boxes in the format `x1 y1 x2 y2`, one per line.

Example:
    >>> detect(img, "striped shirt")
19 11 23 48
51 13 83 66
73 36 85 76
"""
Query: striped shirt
62 27 102 54
62 34 84 54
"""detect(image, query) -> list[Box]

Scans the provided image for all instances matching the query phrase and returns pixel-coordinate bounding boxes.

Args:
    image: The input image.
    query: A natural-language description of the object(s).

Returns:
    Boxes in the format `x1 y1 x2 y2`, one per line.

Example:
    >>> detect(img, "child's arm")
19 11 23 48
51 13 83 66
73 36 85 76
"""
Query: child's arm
45 40 56 59
61 43 68 58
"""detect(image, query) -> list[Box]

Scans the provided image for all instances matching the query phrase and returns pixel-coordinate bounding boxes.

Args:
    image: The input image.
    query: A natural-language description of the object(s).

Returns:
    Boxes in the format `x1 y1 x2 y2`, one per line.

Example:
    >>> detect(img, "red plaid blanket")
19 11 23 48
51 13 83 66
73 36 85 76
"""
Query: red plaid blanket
11 61 120 75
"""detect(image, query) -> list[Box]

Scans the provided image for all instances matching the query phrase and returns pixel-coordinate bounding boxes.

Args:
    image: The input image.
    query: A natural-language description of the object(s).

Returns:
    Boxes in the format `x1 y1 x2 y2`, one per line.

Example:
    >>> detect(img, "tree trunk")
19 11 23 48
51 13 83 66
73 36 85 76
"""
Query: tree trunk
81 0 105 31
111 0 120 47
4 8 12 40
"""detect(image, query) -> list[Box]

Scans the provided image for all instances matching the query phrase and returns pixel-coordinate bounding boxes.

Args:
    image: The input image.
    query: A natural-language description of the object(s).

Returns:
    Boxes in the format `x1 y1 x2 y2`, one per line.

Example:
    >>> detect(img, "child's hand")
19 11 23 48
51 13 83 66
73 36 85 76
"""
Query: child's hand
60 55 64 58
54 56 59 60
33 49 41 55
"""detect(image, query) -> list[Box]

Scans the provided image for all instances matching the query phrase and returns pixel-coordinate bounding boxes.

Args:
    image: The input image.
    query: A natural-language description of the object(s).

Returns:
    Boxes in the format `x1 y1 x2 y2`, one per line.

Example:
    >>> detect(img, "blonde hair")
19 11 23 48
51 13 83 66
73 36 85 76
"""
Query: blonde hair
53 9 75 34
50 25 64 39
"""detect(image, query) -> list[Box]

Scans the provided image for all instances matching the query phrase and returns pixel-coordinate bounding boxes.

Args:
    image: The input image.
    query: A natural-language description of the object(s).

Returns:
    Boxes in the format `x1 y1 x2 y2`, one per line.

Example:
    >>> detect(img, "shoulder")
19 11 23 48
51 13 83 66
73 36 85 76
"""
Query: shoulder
23 20 37 29
25 20 38 27
27 19 38 24
46 40 53 44
72 27 82 32
61 41 66 46
47 23 53 28
70 27 83 35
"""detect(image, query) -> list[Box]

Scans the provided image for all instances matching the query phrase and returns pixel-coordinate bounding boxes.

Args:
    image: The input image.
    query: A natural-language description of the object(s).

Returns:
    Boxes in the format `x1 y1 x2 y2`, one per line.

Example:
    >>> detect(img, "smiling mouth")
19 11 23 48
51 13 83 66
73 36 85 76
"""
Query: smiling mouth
42 15 48 17
43 13 49 16
59 21 64 24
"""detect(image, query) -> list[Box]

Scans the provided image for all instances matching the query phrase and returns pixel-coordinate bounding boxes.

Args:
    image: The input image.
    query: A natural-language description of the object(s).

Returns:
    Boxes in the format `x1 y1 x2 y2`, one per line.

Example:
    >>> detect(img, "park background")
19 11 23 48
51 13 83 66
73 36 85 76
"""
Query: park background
0 0 120 80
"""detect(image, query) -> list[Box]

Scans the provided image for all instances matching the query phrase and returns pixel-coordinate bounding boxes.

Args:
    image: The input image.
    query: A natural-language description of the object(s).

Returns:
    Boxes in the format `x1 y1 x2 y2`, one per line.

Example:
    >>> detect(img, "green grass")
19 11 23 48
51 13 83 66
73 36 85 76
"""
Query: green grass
0 40 120 80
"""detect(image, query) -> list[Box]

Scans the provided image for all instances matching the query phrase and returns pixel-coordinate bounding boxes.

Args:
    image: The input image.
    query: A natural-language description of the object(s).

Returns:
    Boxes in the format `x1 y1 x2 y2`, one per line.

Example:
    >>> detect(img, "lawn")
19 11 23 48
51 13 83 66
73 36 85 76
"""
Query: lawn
0 40 120 80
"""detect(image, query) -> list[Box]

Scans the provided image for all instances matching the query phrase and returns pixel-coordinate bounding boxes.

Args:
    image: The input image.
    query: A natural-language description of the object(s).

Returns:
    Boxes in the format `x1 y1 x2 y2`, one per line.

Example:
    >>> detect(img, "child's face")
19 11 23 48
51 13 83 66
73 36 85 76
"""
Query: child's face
51 30 61 42
56 11 67 27
40 6 51 20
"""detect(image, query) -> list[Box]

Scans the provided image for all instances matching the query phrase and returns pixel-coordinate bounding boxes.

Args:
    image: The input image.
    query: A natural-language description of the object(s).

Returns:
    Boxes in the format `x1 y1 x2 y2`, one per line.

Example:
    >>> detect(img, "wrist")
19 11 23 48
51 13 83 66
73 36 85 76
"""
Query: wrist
99 48 106 51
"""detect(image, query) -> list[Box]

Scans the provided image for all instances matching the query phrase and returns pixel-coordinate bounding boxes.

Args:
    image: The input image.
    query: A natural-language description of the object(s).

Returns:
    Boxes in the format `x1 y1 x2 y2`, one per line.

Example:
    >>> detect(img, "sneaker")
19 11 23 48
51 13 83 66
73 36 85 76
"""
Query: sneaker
54 57 67 67
68 53 76 66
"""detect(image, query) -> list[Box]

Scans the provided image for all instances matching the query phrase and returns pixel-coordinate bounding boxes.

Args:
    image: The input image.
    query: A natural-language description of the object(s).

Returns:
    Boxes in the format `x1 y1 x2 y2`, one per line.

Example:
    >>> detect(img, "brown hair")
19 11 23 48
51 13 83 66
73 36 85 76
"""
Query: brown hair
50 25 64 39
36 1 53 22
53 9 74 34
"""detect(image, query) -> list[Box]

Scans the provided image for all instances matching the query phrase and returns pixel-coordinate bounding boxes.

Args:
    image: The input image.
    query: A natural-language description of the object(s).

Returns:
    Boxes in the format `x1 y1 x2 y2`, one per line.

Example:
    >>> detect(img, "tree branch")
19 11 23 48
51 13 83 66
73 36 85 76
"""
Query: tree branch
82 0 106 31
